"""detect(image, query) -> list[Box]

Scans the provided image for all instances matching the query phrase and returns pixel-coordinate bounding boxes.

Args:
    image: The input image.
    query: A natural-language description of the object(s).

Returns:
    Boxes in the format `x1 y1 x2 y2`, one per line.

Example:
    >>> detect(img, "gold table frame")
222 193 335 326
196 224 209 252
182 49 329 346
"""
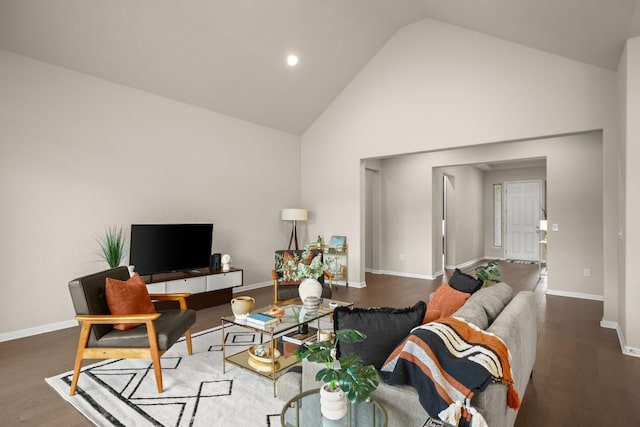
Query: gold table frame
221 299 352 396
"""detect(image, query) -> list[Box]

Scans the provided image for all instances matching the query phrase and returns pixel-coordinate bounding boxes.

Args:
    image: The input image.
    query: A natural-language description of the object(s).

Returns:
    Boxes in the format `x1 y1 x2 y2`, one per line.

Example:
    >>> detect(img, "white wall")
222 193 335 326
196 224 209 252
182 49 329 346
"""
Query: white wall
623 36 640 350
433 165 484 271
361 133 602 299
0 50 301 337
301 19 616 313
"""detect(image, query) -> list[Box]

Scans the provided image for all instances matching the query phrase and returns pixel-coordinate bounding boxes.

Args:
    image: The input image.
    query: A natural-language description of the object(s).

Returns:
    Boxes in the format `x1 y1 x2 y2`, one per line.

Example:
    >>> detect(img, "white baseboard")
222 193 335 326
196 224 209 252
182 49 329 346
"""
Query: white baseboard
546 289 604 301
600 319 618 329
233 281 271 292
366 269 437 280
0 319 78 343
342 281 366 288
600 319 640 358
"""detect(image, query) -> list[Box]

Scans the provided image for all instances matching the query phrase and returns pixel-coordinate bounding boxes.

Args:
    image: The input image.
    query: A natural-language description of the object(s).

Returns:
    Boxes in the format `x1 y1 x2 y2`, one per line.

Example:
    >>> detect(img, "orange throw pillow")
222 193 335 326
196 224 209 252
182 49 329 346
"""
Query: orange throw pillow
105 273 157 330
423 309 442 324
424 283 470 324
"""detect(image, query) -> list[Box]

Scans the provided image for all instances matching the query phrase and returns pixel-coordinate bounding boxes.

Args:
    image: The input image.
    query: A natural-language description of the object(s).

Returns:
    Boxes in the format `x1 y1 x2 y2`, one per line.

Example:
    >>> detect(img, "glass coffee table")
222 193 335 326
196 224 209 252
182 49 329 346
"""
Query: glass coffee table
221 299 352 396
281 388 388 427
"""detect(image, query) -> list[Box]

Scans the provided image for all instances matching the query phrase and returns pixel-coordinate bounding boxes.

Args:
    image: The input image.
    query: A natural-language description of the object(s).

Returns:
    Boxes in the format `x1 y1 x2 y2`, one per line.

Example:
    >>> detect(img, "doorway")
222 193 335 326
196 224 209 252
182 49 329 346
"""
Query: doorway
504 180 543 261
442 174 455 270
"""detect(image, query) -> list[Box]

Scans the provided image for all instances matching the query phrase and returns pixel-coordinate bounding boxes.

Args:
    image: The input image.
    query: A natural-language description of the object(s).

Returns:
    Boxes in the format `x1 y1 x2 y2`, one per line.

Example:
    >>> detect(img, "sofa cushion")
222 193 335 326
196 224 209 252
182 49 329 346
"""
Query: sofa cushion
425 283 470 322
452 301 490 330
97 309 196 349
333 301 426 370
105 273 157 330
449 268 483 293
466 281 513 324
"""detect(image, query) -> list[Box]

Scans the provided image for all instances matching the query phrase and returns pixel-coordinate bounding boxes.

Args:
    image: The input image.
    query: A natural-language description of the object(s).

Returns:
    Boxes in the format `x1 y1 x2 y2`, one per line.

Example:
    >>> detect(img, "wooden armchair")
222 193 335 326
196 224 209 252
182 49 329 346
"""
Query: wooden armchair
67 267 196 395
272 249 334 304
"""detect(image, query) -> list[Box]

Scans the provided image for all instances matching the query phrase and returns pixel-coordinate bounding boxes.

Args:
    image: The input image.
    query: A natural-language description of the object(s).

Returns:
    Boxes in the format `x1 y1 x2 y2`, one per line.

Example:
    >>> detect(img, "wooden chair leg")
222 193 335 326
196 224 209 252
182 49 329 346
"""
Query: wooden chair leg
185 329 193 355
146 320 164 393
69 322 91 396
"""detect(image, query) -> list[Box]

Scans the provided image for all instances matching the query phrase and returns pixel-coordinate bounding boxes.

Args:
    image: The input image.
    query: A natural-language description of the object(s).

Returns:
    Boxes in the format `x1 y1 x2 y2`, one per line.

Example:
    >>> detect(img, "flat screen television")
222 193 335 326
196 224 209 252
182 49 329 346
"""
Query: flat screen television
129 224 213 276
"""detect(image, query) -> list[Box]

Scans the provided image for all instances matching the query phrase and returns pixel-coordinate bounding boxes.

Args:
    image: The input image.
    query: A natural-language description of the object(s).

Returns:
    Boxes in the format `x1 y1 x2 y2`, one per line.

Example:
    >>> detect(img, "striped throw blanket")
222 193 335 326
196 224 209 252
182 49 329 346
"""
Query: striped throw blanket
380 317 520 427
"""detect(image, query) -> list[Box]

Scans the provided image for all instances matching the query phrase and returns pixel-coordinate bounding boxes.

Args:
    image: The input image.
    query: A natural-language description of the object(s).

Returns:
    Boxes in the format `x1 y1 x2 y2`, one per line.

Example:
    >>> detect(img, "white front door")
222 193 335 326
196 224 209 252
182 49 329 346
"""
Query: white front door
505 180 542 261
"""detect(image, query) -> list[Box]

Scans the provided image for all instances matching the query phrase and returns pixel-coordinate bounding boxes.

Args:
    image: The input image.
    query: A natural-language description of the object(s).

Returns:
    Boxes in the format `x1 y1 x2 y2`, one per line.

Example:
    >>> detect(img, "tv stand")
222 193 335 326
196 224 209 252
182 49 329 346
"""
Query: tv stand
143 267 243 310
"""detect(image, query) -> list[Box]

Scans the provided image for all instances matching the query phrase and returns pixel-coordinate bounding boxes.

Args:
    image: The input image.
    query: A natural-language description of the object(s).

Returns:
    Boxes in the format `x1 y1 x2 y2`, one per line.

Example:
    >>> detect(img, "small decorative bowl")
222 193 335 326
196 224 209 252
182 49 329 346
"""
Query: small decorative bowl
267 306 285 317
248 345 281 364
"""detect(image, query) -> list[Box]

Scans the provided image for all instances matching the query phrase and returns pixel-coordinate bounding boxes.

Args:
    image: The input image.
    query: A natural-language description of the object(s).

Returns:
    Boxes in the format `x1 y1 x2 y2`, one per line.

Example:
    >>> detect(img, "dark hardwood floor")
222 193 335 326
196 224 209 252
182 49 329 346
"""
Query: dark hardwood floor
1 261 639 426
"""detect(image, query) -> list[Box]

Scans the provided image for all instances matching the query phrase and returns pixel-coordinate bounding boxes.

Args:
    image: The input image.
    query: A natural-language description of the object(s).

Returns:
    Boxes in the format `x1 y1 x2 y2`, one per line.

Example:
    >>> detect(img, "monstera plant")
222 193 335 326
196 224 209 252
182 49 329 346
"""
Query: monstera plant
295 329 379 403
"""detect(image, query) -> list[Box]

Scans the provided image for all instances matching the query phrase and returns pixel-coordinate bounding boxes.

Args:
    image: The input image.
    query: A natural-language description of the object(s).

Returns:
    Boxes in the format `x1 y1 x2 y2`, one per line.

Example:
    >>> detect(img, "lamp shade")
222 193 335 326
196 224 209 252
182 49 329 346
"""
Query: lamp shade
281 208 308 221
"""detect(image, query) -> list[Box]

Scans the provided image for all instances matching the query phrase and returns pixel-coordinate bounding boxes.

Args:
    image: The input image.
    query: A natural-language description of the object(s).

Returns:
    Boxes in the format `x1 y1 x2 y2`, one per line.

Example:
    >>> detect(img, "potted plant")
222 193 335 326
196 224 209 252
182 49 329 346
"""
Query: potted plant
475 259 501 287
295 329 379 420
97 225 127 268
280 248 324 281
280 249 325 301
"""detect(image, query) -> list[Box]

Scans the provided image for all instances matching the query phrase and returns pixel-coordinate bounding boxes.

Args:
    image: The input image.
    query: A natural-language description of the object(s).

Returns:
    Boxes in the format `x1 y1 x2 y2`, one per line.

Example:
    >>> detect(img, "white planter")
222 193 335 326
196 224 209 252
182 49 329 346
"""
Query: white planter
320 383 347 420
298 278 323 301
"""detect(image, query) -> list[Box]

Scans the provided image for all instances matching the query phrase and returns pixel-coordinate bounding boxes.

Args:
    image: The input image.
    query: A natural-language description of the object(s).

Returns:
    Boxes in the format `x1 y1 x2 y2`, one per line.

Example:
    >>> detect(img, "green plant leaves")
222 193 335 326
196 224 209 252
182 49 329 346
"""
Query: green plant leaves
97 225 127 268
475 259 501 286
295 329 378 403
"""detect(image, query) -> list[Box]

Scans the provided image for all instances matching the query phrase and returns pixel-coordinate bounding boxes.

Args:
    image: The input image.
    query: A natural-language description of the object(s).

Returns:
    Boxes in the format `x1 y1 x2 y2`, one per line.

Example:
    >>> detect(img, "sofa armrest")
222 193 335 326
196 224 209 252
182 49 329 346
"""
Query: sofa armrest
473 291 537 427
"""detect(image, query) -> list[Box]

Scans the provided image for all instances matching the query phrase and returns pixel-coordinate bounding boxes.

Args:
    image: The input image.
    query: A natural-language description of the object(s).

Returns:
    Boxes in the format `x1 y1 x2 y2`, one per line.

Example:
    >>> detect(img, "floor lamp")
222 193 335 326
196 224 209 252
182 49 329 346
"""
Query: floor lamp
282 208 308 250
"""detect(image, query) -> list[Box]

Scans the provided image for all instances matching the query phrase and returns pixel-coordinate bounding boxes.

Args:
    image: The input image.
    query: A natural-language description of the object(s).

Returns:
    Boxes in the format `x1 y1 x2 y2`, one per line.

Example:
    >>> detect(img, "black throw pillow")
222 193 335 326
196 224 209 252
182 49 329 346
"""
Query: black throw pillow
333 301 427 370
448 268 483 294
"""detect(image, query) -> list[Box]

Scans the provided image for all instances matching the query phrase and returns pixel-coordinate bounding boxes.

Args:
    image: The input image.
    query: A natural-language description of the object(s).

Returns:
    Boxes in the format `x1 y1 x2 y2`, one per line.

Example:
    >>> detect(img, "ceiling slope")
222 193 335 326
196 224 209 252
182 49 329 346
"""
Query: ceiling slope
0 0 638 134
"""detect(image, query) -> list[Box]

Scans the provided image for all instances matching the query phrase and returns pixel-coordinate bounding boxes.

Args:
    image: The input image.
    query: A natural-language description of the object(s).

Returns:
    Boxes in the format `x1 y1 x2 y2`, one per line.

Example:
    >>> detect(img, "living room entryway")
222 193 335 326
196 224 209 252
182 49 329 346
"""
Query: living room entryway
504 180 543 262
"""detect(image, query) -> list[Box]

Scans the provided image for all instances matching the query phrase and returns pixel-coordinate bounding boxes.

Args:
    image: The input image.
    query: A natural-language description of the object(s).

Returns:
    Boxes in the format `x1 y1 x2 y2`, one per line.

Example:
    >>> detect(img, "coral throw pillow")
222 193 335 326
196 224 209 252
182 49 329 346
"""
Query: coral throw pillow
105 273 157 330
424 283 470 324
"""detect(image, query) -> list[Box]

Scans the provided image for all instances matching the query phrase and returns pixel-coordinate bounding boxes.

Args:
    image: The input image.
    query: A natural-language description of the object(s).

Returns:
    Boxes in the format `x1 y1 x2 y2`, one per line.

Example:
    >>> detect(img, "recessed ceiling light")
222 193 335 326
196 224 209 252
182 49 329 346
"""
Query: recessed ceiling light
287 54 299 67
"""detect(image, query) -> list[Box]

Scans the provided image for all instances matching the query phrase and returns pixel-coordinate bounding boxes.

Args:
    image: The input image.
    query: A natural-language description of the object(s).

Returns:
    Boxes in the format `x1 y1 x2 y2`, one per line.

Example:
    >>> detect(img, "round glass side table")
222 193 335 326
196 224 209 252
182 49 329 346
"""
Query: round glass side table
280 388 388 427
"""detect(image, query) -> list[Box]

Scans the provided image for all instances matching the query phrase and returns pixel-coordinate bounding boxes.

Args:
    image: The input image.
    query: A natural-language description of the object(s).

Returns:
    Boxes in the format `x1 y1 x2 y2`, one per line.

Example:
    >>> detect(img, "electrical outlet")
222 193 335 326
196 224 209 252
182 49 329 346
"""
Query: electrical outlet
552 223 559 232
584 268 591 277
399 254 405 261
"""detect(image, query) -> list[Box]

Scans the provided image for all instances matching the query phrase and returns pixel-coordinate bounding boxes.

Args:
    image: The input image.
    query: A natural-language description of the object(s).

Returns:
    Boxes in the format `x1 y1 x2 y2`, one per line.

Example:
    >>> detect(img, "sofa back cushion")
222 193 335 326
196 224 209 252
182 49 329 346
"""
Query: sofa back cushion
466 281 513 324
452 301 490 330
333 301 426 370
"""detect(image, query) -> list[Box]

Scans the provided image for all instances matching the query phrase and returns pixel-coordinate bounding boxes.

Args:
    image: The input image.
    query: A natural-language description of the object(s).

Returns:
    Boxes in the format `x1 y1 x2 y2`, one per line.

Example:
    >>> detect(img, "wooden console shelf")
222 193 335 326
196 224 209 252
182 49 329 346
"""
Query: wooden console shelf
143 267 243 310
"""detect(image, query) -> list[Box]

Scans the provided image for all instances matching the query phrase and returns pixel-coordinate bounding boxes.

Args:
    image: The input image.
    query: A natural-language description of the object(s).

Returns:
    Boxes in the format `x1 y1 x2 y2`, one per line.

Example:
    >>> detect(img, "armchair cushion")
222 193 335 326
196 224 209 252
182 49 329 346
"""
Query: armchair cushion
105 273 157 330
96 309 197 349
281 250 322 282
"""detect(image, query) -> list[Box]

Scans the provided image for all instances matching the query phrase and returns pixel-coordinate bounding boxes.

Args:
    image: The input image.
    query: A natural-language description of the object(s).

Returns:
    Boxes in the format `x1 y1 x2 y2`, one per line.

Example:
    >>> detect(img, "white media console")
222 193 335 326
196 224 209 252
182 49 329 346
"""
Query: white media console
144 267 243 310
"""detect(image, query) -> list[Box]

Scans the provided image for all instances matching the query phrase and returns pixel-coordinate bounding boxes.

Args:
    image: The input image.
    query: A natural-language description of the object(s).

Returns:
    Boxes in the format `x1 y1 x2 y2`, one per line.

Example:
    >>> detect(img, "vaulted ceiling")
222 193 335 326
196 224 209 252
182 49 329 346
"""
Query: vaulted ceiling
1 0 639 134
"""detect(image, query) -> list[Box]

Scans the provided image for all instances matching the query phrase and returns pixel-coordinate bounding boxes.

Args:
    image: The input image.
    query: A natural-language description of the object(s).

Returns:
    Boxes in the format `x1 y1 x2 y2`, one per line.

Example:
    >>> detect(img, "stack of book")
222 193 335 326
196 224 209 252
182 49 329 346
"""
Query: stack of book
282 327 318 345
246 312 278 327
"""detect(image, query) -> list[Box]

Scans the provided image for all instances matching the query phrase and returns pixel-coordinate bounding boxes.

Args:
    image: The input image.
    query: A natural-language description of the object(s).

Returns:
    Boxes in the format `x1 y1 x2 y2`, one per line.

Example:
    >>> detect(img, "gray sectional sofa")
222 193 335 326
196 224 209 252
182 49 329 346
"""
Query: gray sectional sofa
277 282 537 427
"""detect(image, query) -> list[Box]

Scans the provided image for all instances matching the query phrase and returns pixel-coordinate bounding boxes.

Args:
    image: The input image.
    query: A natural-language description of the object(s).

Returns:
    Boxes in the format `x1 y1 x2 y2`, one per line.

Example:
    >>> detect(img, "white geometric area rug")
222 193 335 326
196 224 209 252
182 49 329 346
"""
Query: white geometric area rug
46 325 284 427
